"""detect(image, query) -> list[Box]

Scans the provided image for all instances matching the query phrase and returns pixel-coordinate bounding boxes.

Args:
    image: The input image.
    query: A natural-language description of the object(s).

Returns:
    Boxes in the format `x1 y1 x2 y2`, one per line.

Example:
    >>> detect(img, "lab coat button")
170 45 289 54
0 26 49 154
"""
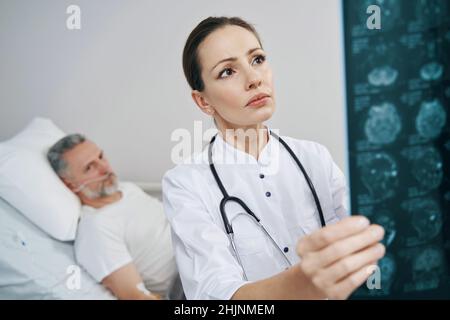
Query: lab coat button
265 191 271 197
259 173 265 179
283 247 289 253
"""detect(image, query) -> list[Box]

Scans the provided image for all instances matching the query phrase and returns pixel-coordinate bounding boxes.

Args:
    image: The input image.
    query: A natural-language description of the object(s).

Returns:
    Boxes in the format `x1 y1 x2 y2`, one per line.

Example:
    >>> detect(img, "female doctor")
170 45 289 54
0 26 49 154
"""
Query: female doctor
162 17 386 300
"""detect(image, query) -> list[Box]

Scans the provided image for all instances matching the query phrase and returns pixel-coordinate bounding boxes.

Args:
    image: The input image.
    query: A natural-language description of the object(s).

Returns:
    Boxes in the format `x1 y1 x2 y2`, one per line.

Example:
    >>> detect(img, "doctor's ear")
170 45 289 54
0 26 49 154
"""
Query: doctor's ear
191 90 215 116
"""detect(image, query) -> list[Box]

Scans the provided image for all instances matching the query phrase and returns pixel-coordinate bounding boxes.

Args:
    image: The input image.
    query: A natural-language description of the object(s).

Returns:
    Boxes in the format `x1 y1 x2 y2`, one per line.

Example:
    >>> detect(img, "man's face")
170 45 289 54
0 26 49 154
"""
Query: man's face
62 140 118 200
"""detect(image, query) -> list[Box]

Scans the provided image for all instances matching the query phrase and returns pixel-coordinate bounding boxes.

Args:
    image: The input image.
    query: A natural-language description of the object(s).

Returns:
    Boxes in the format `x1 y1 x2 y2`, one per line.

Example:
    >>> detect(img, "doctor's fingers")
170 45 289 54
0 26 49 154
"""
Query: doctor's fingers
323 260 380 300
296 215 371 256
310 243 385 289
299 224 384 274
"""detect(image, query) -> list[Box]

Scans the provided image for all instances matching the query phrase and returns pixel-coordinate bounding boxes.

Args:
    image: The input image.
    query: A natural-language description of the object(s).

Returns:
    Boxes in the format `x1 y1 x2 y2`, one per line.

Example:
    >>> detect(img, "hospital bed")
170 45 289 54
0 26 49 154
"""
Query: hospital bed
0 195 115 299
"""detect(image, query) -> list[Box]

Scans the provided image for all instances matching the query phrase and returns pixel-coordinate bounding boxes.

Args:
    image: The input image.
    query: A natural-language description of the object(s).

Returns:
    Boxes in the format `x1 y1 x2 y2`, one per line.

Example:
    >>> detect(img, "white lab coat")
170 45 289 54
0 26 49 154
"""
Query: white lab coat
162 131 349 300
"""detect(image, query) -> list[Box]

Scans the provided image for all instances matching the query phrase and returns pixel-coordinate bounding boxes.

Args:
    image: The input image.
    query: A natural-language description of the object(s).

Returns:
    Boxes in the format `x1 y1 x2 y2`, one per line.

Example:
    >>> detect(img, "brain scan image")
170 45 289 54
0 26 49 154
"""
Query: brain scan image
360 153 398 202
420 61 444 81
411 147 443 191
344 0 450 298
444 191 450 202
415 0 448 29
414 40 446 80
445 140 450 151
412 247 445 290
373 212 396 247
405 198 443 244
364 102 402 145
368 65 399 86
415 99 447 140
446 86 450 98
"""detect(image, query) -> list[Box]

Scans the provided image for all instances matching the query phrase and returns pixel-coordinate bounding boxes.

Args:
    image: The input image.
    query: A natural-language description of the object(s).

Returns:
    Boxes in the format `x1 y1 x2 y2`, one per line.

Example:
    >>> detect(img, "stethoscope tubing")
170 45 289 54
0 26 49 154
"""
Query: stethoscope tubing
208 131 326 280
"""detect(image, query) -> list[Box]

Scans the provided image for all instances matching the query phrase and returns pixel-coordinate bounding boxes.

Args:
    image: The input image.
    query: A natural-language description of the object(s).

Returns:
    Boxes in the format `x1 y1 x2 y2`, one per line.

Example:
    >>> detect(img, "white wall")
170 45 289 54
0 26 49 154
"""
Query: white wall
0 0 347 184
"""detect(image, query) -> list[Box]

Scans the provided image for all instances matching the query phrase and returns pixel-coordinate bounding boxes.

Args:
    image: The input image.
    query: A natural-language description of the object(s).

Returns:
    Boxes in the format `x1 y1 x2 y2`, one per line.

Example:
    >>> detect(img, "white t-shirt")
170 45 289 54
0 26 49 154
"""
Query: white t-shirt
75 182 177 296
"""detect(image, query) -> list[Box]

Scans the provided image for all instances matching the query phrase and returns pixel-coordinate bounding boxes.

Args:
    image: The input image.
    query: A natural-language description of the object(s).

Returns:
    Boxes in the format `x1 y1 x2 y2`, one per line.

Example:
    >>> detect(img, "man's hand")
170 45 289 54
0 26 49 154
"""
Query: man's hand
296 215 385 300
102 263 162 300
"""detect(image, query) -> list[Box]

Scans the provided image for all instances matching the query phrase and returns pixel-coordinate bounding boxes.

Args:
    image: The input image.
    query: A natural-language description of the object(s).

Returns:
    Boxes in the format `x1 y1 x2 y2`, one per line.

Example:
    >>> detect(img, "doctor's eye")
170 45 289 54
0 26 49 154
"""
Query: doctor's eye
252 54 266 66
218 68 234 79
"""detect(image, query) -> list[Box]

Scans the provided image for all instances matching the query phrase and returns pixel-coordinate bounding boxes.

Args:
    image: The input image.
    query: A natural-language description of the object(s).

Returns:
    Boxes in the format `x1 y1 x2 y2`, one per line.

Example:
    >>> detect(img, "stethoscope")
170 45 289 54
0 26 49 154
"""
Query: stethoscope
208 130 326 280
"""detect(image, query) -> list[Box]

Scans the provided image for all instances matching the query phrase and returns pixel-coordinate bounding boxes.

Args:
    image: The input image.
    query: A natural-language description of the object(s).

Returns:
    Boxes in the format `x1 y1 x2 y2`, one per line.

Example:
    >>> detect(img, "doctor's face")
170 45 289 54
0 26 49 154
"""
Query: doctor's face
194 25 275 128
61 140 118 200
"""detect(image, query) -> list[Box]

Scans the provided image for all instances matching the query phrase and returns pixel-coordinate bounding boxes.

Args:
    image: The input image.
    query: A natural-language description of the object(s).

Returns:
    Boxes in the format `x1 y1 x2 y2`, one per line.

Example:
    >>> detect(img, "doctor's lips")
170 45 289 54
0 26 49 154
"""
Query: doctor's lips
246 93 271 108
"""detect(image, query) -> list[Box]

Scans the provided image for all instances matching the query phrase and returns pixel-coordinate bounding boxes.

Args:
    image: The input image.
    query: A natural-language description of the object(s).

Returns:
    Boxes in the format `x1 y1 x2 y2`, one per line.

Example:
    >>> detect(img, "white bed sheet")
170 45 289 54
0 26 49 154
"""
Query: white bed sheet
0 196 115 300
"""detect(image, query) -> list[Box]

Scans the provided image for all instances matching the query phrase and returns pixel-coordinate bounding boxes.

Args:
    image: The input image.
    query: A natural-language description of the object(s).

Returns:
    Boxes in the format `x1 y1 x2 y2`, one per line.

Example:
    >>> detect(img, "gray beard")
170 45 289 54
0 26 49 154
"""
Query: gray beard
80 179 119 200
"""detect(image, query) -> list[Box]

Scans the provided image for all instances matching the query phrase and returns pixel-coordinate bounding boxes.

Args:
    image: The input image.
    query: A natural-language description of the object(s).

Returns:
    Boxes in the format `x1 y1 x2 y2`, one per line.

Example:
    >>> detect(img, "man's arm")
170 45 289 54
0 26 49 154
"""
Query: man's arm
101 263 161 300
231 216 385 300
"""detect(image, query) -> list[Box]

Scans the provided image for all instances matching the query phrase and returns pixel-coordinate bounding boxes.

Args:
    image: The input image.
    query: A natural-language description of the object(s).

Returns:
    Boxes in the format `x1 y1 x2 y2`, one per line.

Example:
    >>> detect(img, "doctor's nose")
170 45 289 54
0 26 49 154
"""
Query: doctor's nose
245 70 263 91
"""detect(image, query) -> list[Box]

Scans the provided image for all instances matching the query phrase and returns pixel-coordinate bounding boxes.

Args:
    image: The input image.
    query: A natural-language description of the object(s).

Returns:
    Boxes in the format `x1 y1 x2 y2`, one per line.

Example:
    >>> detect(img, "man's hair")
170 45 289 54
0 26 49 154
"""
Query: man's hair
47 134 86 177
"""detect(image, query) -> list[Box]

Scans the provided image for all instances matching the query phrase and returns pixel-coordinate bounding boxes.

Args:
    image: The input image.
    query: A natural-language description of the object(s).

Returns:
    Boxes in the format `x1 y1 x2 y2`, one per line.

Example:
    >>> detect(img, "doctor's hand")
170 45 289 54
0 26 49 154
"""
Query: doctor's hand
295 215 385 300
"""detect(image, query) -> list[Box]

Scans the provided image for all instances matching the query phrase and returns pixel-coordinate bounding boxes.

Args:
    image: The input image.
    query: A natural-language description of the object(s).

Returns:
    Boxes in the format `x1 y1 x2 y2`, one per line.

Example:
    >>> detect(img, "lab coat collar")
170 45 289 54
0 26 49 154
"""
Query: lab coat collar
212 127 277 167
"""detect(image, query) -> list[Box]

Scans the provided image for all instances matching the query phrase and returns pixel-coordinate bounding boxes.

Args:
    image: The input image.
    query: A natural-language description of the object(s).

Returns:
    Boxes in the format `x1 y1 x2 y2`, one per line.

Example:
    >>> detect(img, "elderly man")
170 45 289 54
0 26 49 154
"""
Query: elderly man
47 134 180 300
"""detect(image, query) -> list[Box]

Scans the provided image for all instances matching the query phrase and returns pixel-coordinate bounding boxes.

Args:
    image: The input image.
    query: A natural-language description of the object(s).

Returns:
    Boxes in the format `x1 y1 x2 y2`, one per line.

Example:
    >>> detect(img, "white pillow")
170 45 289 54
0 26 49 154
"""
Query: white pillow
0 118 81 241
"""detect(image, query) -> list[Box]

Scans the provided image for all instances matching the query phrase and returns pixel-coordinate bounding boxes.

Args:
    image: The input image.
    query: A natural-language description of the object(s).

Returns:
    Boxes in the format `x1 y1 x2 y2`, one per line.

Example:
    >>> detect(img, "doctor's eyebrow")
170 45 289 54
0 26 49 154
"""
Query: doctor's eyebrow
210 47 262 72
